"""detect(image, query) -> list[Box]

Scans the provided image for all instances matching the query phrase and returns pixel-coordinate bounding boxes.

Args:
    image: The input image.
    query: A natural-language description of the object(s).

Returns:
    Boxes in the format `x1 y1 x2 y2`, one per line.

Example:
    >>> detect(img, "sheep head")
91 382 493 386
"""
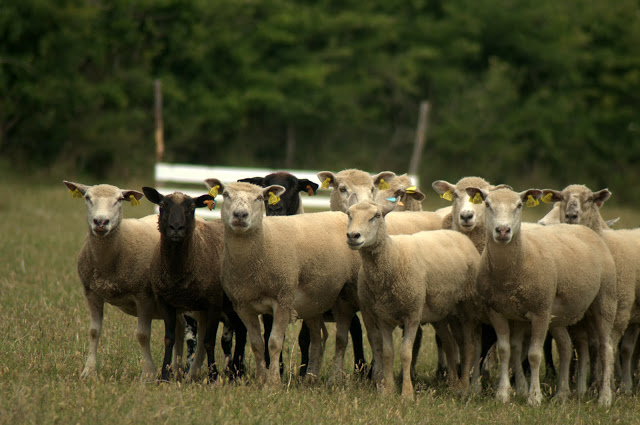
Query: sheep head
205 178 285 233
142 187 213 243
64 180 143 238
239 172 318 216
433 176 492 233
317 168 396 212
541 185 611 226
374 173 424 212
466 186 542 245
346 199 395 250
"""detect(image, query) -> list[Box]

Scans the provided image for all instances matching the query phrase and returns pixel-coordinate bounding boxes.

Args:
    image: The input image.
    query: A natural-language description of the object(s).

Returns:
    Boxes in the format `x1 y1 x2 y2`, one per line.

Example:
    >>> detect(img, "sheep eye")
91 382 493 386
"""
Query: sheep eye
370 187 375 194
516 203 523 209
587 197 593 203
484 201 491 209
159 202 165 209
339 187 347 193
222 192 230 199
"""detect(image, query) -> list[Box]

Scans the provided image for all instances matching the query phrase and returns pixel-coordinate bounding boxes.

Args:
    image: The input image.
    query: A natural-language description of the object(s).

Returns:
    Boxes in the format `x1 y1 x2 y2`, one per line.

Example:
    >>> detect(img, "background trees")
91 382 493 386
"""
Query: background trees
1 0 639 202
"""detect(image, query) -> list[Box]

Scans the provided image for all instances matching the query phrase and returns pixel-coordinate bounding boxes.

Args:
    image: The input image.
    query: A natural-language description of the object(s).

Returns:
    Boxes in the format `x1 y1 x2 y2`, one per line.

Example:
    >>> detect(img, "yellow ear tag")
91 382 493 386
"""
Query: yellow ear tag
203 200 216 211
470 192 483 204
378 179 390 190
541 192 554 204
405 186 417 194
321 177 331 189
526 195 539 208
129 195 141 206
441 190 453 202
69 188 83 199
208 185 220 198
268 192 280 205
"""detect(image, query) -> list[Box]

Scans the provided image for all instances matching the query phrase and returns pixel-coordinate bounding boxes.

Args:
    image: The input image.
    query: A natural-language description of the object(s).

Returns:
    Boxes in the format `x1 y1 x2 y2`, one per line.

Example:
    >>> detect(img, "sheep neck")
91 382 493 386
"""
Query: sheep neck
160 233 195 276
582 208 608 234
483 230 525 277
223 225 263 266
87 225 123 274
453 222 486 254
357 226 398 283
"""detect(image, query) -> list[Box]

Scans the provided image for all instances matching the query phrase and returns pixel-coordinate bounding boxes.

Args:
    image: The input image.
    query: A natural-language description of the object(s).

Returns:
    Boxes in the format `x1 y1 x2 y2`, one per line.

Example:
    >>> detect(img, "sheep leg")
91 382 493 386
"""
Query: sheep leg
549 326 571 401
526 313 549 406
433 321 459 383
571 326 589 396
158 299 178 382
237 309 266 383
304 317 325 380
219 314 233 370
266 306 291 386
620 324 640 392
458 316 480 393
401 320 420 400
81 289 104 379
361 304 382 382
350 315 366 375
228 311 247 378
592 312 615 407
203 308 221 382
189 312 207 379
298 322 310 376
489 310 512 403
510 322 527 397
263 314 284 375
172 313 186 380
543 333 556 379
183 314 198 372
330 298 356 381
434 332 447 381
379 321 396 396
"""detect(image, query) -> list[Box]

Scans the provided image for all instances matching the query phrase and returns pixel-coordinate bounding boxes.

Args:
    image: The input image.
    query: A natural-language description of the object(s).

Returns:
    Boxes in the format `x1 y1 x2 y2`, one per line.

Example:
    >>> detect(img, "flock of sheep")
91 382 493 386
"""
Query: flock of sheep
64 169 640 408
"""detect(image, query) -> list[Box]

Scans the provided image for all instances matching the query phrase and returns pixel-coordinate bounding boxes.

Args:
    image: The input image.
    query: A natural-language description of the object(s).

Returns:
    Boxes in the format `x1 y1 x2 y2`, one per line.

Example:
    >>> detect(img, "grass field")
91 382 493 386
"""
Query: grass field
2 173 640 424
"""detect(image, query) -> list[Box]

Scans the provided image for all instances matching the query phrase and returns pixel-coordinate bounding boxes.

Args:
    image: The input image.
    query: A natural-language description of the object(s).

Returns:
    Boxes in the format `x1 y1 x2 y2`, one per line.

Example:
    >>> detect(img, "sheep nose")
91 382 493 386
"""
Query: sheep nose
495 225 511 236
93 218 109 227
565 213 578 222
460 211 474 221
233 211 249 220
347 232 361 240
169 224 185 233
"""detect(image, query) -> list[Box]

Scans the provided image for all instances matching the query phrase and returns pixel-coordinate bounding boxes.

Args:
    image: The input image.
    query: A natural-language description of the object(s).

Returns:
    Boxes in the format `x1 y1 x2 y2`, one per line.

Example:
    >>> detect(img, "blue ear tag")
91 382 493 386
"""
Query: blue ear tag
385 197 397 203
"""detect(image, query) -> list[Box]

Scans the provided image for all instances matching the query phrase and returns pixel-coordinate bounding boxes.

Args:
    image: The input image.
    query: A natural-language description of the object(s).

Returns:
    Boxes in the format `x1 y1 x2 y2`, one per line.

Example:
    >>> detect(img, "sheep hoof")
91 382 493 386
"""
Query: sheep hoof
527 392 542 407
80 367 96 380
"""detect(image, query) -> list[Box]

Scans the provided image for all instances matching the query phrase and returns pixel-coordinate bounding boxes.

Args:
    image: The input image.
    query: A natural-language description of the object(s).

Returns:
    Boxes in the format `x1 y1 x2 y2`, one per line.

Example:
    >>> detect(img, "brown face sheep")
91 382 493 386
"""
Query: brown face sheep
206 178 360 386
466 186 617 406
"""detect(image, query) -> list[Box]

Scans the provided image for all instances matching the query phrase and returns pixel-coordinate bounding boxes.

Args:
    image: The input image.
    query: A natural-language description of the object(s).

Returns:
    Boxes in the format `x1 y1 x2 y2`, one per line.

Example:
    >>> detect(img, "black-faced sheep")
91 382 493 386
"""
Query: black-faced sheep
142 187 246 381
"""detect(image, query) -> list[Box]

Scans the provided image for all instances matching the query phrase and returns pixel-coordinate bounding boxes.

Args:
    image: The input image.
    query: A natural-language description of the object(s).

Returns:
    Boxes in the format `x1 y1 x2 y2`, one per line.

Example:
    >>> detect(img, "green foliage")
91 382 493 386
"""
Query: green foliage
1 0 639 201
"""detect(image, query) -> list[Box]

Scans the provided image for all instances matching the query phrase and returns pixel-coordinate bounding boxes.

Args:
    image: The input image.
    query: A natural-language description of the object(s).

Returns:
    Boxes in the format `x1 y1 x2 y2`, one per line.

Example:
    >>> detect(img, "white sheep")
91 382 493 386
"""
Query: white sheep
205 178 360 386
538 201 620 228
64 181 184 381
465 185 617 406
346 199 480 400
373 173 425 211
542 185 640 392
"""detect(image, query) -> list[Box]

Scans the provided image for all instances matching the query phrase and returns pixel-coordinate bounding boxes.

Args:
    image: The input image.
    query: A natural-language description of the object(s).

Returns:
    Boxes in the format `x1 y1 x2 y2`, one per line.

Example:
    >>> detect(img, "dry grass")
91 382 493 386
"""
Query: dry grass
2 174 640 424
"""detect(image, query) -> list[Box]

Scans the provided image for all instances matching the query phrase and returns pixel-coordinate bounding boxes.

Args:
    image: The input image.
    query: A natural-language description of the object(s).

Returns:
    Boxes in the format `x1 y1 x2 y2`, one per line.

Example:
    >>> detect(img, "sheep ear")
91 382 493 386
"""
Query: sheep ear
491 184 513 191
380 201 395 217
465 187 487 203
605 217 619 228
348 193 359 207
263 185 285 203
431 180 455 196
540 189 563 204
122 190 144 201
297 179 318 196
194 194 215 209
317 171 337 189
63 180 89 196
406 188 425 202
204 178 225 197
593 189 611 207
372 171 396 190
142 187 163 205
238 177 265 187
520 189 542 207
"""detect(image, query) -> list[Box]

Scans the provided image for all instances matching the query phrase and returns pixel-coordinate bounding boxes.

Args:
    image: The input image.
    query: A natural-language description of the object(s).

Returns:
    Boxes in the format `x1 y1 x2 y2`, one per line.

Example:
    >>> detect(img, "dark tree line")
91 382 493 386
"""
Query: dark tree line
1 0 639 202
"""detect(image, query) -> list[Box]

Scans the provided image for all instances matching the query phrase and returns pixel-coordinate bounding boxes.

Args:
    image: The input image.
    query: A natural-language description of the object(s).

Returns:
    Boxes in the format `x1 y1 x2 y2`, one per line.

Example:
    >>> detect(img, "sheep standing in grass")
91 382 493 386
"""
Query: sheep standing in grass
346 199 480 400
64 180 182 381
542 185 640 392
466 186 617 406
206 178 360 386
142 187 246 381
317 168 444 378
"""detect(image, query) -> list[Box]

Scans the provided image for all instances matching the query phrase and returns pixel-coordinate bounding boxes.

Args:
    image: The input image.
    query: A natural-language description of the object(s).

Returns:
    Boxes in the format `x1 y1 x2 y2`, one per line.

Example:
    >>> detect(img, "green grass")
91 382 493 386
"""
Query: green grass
2 175 640 424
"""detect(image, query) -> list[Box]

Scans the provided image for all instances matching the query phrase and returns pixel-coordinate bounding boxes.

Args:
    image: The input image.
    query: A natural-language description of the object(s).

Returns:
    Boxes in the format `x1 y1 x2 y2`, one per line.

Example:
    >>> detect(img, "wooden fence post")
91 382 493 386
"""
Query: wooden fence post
155 79 164 163
408 101 430 177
